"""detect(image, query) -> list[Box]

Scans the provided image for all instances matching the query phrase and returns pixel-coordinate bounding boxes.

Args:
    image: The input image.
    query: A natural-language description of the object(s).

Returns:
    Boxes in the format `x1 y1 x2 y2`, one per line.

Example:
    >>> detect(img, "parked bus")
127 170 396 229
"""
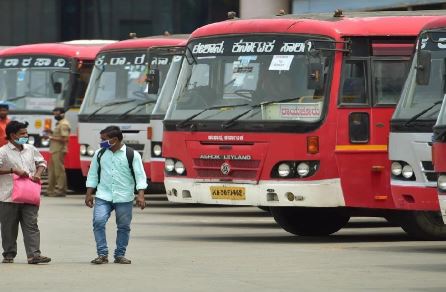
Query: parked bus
390 18 446 239
78 35 188 191
162 11 445 237
147 41 188 186
430 18 446 228
0 40 114 191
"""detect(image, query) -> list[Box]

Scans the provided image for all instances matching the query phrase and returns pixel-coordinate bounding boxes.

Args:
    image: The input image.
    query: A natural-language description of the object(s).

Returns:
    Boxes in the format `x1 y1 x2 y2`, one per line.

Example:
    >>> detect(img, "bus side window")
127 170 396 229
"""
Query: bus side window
340 60 368 105
373 59 410 106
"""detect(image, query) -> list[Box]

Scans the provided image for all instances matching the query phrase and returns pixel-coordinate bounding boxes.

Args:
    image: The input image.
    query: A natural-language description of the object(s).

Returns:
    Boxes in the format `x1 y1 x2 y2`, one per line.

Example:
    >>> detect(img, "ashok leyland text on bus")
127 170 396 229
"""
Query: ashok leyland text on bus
146 40 188 185
390 17 446 239
162 11 446 238
78 35 188 192
0 40 114 191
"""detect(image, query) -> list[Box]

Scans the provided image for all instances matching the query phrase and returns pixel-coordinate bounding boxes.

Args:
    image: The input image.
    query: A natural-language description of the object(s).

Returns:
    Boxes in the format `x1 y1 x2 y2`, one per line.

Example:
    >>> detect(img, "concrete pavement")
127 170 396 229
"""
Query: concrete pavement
0 195 445 291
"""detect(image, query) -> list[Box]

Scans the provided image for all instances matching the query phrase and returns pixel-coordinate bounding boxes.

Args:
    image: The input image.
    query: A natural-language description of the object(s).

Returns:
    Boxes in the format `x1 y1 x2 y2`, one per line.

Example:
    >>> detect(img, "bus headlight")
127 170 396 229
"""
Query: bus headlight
80 145 87 155
438 175 446 191
278 163 291 177
174 160 185 175
391 162 402 176
402 165 414 179
87 146 95 157
165 158 175 172
153 144 162 157
41 138 50 147
28 136 35 145
297 162 310 177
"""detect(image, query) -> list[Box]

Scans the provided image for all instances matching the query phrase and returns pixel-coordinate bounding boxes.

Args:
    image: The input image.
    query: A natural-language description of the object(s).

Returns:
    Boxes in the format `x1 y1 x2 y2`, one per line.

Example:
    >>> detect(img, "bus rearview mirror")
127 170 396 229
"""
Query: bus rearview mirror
147 68 160 94
416 50 431 86
307 63 324 90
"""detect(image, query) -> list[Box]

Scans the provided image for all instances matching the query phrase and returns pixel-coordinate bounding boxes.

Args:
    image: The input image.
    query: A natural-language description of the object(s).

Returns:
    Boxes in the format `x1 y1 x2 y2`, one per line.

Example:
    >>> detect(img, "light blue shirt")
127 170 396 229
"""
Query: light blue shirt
86 144 148 203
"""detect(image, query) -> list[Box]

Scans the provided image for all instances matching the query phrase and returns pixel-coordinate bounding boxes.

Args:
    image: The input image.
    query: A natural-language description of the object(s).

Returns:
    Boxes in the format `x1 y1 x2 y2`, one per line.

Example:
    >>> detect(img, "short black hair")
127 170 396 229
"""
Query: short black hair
52 107 65 114
0 104 9 110
100 125 123 141
6 121 28 139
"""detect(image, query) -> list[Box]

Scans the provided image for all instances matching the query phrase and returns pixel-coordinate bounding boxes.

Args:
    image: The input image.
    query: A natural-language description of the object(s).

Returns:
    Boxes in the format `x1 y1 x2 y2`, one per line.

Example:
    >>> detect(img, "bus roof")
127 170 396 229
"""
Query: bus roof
99 35 190 53
0 40 115 60
191 10 446 41
421 17 446 31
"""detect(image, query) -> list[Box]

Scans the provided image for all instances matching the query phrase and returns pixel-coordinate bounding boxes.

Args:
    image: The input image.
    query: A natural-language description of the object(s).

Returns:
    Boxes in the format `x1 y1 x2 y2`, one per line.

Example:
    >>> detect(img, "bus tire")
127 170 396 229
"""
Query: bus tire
66 170 86 193
258 206 270 212
398 211 446 240
270 207 350 236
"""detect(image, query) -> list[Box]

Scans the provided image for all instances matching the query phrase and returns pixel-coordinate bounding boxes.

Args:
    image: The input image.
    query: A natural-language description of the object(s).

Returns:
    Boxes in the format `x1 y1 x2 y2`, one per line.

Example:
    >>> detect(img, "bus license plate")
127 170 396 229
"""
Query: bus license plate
210 186 246 200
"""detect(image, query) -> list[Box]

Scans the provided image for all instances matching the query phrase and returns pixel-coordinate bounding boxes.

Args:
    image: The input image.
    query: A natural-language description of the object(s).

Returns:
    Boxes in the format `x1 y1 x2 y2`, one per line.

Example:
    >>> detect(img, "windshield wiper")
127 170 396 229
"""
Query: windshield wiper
87 99 137 119
404 100 443 126
118 99 157 118
221 97 304 129
176 103 250 129
7 95 27 102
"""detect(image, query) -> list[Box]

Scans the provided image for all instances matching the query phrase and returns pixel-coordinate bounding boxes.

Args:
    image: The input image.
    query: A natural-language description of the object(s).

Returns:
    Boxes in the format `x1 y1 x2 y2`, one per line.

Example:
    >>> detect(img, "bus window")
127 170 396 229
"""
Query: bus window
340 60 368 105
373 59 410 106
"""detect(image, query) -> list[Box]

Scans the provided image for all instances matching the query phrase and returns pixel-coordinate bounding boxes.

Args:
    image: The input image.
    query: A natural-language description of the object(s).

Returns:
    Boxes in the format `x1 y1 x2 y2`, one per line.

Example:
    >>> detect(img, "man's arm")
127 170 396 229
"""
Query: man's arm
32 147 47 182
132 151 148 210
85 150 100 208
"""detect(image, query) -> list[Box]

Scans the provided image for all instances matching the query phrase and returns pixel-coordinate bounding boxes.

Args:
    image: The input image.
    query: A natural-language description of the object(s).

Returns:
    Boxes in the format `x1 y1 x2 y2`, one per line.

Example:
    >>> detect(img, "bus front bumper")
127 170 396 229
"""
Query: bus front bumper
165 177 345 207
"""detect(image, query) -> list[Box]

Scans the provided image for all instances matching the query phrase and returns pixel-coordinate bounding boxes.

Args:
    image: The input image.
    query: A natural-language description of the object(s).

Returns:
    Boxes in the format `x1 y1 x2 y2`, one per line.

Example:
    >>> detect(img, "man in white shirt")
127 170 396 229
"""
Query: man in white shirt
0 120 51 264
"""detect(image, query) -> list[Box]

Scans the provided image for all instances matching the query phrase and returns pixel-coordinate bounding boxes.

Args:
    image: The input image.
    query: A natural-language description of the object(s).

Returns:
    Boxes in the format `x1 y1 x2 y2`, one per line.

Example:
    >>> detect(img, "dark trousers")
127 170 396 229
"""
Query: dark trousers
0 202 41 258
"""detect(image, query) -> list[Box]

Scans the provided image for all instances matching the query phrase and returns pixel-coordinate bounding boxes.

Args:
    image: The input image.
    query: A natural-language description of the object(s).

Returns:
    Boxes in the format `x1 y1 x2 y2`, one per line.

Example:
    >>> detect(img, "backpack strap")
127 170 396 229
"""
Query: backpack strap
96 148 107 184
125 146 136 187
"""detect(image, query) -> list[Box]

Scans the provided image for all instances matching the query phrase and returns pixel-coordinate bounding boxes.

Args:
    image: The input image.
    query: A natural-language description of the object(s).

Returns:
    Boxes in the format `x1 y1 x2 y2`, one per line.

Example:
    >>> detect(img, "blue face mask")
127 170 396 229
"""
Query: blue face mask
15 137 29 145
99 139 115 149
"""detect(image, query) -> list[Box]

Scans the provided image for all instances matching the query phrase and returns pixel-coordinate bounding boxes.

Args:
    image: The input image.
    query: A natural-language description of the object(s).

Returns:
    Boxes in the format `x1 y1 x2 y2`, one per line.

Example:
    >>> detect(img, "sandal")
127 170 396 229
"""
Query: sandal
114 256 131 264
91 255 108 264
2 258 14 264
28 255 51 264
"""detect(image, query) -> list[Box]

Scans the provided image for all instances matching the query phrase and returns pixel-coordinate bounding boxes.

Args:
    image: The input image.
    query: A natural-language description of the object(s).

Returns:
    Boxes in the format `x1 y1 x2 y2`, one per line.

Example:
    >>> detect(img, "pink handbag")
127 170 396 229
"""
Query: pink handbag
11 174 41 206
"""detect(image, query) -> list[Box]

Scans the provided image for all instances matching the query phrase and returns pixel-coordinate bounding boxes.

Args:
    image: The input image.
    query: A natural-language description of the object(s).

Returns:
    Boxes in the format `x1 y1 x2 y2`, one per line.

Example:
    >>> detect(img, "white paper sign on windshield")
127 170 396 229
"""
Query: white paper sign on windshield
261 102 322 121
268 55 294 71
25 97 56 111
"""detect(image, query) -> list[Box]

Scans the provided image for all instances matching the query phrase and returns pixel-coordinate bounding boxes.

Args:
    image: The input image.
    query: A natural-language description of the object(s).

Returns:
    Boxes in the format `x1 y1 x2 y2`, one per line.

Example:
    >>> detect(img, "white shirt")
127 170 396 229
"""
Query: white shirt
0 142 47 202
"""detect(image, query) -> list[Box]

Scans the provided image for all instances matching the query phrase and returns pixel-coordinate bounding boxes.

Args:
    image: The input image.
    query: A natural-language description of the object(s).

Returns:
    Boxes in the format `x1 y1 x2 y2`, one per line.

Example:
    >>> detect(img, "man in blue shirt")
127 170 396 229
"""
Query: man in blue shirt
85 126 147 264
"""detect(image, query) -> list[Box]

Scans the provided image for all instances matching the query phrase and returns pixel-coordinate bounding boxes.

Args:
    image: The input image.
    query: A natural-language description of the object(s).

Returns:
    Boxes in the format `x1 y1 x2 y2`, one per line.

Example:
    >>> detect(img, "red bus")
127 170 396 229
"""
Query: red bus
431 18 446 228
78 36 187 192
390 17 446 239
0 40 114 191
147 41 188 185
162 11 445 237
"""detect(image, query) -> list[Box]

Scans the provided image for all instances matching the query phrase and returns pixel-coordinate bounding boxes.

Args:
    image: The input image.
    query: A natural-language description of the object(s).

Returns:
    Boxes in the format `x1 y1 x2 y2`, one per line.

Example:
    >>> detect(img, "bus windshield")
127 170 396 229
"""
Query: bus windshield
152 55 183 116
393 31 446 122
80 50 172 116
165 35 333 126
0 55 72 111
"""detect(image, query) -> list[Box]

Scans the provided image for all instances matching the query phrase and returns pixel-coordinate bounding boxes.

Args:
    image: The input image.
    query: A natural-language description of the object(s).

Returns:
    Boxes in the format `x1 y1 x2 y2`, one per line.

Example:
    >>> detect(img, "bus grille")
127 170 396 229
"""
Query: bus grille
421 161 437 182
193 159 260 180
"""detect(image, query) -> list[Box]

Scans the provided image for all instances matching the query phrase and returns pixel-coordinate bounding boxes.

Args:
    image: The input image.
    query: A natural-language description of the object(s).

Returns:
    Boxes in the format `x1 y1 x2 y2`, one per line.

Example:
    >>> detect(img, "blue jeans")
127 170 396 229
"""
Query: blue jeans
93 198 133 258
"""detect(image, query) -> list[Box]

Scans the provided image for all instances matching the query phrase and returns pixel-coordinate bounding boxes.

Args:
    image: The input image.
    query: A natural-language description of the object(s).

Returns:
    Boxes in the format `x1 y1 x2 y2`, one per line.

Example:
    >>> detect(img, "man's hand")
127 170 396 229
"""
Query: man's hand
13 169 29 178
85 193 94 208
31 175 41 184
136 192 146 210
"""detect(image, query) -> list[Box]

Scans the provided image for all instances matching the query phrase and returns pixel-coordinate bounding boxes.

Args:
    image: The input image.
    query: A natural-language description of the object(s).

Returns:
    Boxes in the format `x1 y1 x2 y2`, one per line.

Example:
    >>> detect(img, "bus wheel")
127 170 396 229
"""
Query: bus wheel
398 211 446 240
270 207 350 236
66 170 86 193
258 206 270 212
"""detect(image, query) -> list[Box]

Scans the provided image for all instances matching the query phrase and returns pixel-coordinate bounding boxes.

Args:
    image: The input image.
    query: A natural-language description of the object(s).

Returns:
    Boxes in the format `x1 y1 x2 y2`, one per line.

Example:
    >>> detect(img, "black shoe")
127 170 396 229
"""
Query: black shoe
28 255 51 264
91 255 108 264
114 256 131 264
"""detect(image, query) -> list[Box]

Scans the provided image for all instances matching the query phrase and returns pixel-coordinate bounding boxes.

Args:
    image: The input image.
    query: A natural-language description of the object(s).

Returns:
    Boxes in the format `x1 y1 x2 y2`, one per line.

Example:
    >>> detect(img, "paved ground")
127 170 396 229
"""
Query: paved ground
0 195 446 292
